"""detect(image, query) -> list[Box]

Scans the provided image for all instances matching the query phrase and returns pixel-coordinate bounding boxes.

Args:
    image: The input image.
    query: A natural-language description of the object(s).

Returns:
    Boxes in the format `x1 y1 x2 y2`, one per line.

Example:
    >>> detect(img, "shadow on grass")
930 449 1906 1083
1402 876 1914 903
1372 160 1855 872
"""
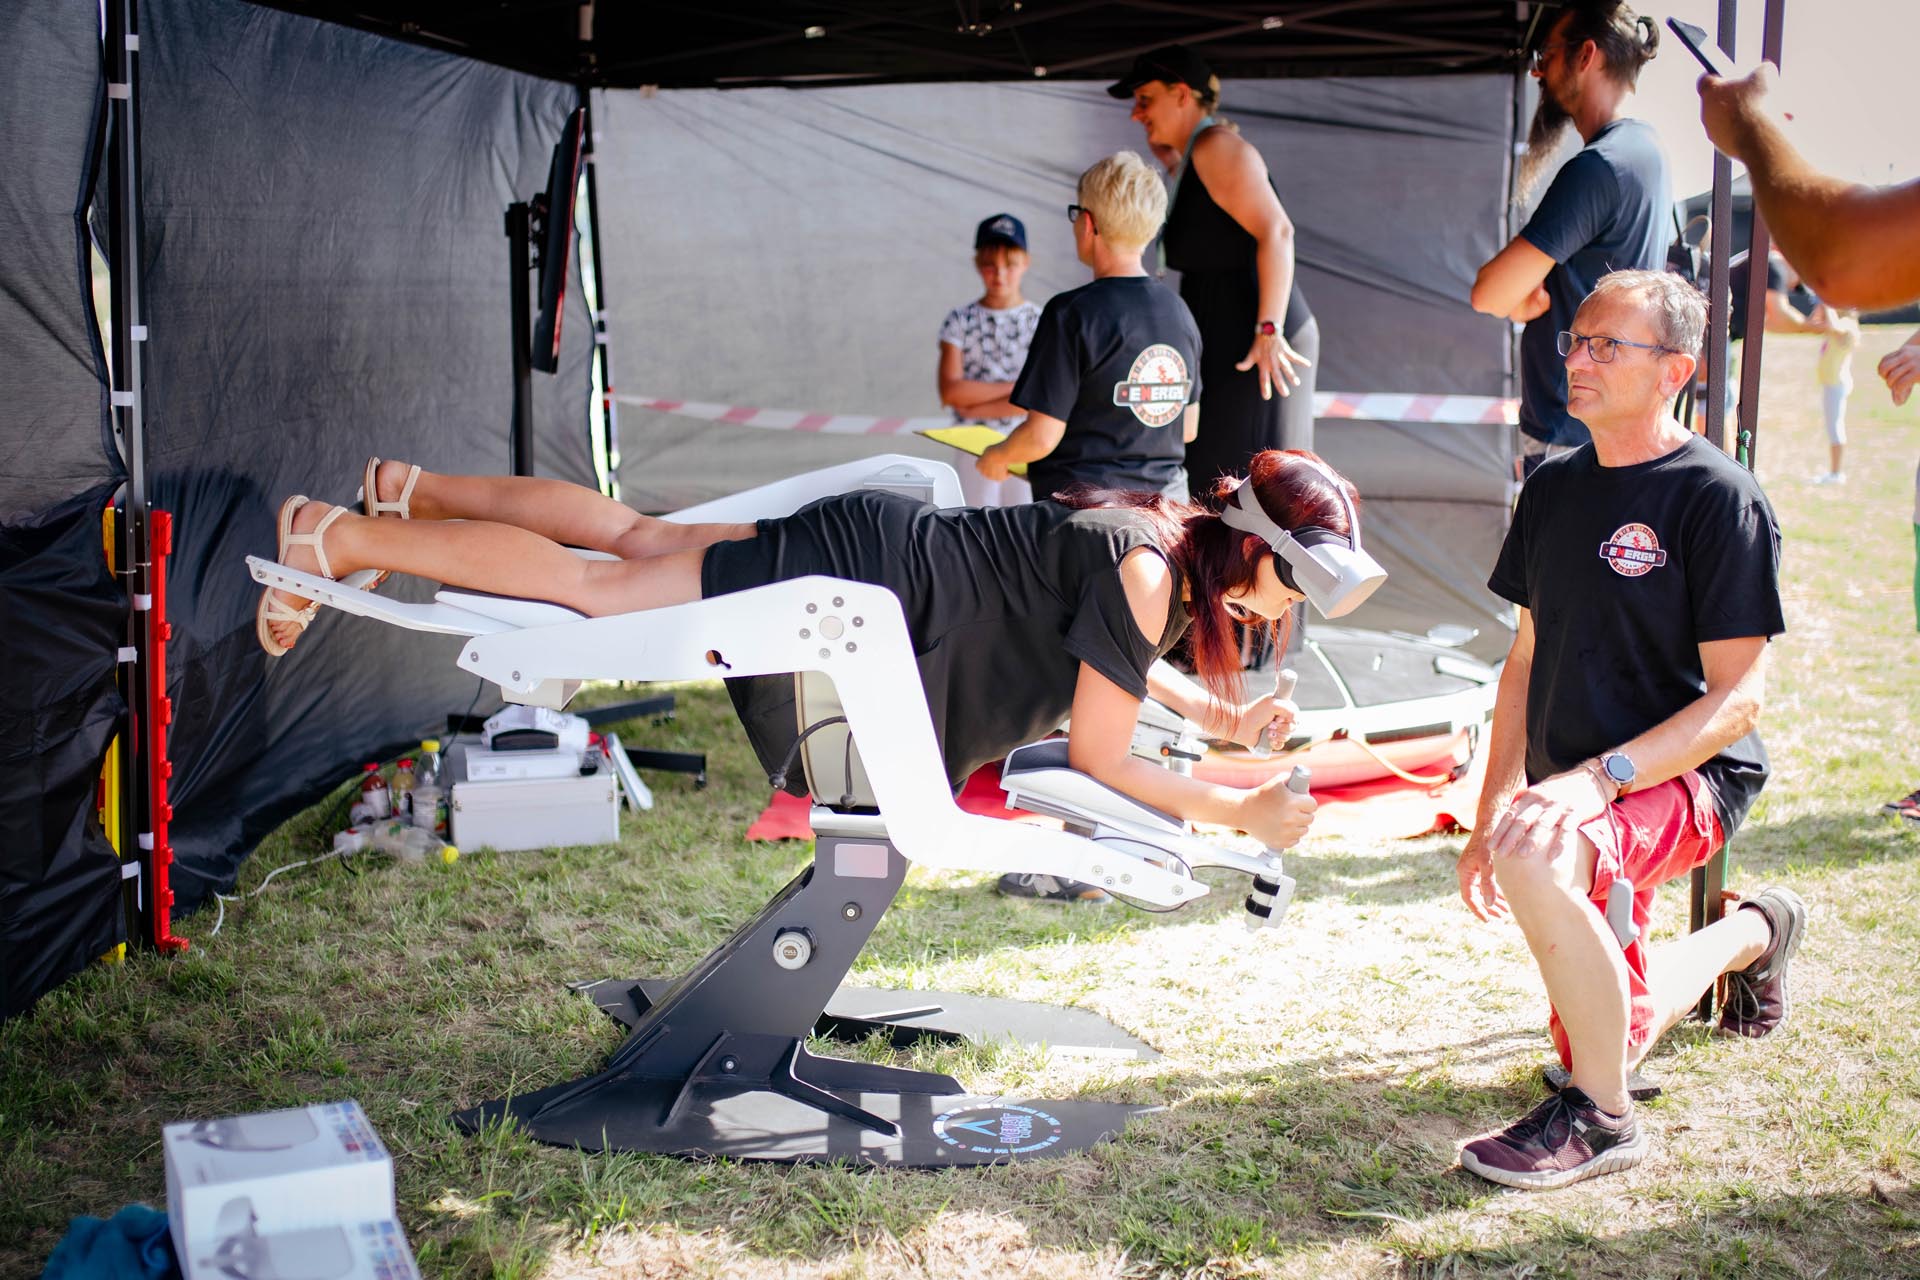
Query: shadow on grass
1731 807 1920 876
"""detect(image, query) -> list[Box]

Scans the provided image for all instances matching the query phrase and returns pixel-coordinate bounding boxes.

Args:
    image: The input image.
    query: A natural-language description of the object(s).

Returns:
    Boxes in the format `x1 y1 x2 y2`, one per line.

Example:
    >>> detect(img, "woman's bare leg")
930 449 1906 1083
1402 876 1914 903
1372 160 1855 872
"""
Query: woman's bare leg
264 500 723 651
368 460 744 559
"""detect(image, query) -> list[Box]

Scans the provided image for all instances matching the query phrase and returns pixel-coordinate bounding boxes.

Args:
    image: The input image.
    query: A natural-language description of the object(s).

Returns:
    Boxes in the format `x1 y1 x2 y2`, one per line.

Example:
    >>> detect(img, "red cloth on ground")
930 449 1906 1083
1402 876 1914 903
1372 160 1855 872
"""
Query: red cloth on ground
745 748 1489 843
745 761 1036 841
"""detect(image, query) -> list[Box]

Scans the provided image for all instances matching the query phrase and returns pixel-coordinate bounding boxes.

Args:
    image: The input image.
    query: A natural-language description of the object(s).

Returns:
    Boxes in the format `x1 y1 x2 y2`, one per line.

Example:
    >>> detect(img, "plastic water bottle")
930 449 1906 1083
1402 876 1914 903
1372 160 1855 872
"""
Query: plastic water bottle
412 739 444 833
359 763 391 821
391 758 417 821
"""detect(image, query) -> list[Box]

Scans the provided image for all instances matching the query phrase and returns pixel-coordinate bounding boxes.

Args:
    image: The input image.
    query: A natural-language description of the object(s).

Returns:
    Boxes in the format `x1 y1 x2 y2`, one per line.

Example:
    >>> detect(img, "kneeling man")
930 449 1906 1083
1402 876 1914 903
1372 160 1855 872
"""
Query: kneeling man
1456 269 1804 1189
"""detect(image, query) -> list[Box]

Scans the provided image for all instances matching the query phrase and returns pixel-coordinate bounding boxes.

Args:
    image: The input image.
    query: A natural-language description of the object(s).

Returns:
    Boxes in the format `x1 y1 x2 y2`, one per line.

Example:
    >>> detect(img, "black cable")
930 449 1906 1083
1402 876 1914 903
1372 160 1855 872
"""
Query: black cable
767 715 849 793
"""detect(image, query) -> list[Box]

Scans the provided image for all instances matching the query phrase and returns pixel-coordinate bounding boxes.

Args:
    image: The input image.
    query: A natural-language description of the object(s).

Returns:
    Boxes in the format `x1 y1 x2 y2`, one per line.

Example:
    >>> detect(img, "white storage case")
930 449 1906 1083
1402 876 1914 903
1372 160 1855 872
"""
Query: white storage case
164 1100 395 1264
448 740 619 853
183 1218 421 1280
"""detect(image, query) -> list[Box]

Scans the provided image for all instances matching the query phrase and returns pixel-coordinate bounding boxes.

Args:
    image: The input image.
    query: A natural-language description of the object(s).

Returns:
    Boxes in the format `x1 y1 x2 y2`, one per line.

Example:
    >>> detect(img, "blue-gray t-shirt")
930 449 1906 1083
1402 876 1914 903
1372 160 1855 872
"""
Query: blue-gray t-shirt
1518 118 1671 447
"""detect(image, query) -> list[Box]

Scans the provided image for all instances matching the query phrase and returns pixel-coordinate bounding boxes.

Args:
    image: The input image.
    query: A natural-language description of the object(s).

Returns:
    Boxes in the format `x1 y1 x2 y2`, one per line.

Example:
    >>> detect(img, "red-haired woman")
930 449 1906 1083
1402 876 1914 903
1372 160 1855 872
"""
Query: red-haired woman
256 452 1360 850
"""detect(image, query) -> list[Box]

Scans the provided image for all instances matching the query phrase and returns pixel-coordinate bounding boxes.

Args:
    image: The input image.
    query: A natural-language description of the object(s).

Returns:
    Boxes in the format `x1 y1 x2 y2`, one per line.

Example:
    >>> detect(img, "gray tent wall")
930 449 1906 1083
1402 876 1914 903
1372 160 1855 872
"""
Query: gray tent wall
595 76 1517 657
112 0 594 914
0 3 128 1016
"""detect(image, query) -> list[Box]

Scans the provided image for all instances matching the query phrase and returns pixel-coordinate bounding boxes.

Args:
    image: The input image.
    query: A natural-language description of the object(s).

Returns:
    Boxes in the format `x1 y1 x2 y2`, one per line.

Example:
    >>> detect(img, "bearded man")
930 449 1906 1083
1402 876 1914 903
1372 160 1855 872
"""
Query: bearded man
1471 1 1670 473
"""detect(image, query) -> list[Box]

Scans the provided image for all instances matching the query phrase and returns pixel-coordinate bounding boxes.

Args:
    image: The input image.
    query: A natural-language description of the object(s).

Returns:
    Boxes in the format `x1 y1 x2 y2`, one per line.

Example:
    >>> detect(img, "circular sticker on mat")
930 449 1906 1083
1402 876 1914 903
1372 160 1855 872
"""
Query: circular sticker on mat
1598 522 1668 577
931 1103 1065 1156
1112 344 1192 428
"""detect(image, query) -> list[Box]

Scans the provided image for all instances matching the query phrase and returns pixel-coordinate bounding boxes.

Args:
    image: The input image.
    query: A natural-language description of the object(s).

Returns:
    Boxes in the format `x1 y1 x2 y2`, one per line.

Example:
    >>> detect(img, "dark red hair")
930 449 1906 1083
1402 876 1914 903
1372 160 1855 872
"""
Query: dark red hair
1053 449 1362 712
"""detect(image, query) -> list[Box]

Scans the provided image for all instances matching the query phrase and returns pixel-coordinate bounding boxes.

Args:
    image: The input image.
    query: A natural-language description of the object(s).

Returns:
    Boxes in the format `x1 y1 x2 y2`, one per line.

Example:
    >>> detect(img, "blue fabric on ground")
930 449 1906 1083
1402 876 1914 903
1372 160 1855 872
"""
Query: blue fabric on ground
41 1205 182 1280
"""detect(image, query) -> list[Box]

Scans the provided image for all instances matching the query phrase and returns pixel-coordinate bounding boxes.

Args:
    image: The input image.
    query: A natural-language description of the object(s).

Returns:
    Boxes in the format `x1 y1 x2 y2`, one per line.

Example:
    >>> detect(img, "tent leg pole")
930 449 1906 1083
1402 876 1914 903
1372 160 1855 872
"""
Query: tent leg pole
578 88 620 501
507 201 535 477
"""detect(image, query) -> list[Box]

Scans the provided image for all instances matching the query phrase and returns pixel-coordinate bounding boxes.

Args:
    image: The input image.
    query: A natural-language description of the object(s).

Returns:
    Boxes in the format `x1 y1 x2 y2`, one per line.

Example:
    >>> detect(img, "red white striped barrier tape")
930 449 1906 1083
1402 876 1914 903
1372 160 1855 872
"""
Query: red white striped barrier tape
612 391 1519 431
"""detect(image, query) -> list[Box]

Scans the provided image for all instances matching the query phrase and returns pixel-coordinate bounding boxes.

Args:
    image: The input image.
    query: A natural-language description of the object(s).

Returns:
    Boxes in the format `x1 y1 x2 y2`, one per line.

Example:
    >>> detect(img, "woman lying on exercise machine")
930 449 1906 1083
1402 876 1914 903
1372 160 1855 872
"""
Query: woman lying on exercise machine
256 449 1383 851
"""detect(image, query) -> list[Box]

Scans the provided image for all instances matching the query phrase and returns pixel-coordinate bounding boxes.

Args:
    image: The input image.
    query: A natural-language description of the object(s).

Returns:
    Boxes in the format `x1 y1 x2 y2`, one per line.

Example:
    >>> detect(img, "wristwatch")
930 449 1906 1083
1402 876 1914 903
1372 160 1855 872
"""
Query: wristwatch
1593 751 1636 799
1255 319 1279 337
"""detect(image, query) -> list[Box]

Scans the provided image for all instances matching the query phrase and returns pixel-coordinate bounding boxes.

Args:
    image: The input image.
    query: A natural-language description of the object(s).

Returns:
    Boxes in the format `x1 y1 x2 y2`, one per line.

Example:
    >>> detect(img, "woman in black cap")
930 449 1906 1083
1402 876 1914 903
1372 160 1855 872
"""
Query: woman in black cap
1111 45 1319 504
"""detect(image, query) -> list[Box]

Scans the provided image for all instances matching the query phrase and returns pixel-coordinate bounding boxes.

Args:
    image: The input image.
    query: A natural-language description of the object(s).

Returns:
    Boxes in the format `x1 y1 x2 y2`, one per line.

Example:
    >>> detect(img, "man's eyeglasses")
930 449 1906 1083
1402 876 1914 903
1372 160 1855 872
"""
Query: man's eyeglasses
1529 40 1573 71
1556 330 1678 363
1066 203 1086 224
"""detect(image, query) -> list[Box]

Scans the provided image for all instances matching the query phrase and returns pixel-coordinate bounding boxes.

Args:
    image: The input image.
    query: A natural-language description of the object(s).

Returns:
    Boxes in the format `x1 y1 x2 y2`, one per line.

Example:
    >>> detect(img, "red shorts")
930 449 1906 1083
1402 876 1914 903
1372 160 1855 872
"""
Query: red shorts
1548 770 1724 1071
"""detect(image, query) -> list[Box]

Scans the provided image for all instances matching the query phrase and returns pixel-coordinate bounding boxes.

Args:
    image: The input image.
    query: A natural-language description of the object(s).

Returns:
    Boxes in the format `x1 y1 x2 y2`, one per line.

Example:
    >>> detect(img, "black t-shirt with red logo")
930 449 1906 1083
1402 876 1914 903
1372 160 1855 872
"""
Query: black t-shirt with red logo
1488 435 1784 836
1011 275 1200 500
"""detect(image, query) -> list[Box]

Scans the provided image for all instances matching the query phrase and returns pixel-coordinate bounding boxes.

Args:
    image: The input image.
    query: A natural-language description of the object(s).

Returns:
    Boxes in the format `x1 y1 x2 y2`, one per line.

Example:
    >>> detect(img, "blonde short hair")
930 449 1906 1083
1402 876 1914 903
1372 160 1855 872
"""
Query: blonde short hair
1077 151 1168 252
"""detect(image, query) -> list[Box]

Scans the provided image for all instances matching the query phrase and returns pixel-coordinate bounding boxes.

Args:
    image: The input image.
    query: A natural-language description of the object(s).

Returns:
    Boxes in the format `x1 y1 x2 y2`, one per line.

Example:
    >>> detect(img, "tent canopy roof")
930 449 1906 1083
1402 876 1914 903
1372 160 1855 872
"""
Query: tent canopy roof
246 0 1542 89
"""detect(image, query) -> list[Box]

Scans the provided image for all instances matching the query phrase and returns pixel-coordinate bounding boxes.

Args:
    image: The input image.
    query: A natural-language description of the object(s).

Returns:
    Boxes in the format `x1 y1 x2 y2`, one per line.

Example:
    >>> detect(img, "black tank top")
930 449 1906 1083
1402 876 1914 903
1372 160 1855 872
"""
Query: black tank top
1161 134 1312 338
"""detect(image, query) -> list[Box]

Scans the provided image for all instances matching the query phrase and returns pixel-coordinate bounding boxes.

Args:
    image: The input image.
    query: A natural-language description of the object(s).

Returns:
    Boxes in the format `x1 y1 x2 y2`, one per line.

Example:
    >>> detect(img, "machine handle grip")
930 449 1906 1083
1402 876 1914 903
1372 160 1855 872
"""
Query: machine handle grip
1285 764 1312 795
1249 667 1298 759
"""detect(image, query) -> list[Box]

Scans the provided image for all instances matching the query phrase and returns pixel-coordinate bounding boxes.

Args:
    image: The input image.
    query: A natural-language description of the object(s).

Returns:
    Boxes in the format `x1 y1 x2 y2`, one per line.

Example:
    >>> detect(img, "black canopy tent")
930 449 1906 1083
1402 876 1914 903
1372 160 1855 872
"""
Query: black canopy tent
1 0 1776 1019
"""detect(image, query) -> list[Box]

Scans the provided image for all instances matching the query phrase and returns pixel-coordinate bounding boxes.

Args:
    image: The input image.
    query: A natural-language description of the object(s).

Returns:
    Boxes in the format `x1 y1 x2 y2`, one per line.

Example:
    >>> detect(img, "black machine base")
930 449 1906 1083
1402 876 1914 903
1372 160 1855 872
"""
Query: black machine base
454 1079 1149 1167
573 977 1162 1062
455 827 1152 1165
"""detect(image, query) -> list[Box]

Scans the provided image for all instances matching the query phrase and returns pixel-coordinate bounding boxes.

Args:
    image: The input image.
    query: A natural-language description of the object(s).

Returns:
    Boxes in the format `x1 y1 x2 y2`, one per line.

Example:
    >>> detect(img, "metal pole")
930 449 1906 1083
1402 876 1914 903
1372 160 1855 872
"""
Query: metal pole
1733 0 1789 472
105 0 163 947
507 202 535 476
578 87 621 500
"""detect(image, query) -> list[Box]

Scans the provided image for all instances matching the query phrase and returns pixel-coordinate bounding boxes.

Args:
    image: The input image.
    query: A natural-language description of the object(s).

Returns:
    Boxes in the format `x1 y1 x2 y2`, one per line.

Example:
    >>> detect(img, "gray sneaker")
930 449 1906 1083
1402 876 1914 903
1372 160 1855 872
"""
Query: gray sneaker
996 872 1108 902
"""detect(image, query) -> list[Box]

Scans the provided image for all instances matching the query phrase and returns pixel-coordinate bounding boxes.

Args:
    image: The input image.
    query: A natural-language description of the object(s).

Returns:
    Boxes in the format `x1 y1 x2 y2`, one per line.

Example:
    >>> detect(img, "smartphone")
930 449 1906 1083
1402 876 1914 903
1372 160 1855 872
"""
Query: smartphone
1665 17 1733 77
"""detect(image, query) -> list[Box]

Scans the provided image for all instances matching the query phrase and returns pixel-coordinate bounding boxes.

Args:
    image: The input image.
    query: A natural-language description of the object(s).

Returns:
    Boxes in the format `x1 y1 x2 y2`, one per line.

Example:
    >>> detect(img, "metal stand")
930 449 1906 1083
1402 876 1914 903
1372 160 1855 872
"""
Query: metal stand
455 822 1150 1165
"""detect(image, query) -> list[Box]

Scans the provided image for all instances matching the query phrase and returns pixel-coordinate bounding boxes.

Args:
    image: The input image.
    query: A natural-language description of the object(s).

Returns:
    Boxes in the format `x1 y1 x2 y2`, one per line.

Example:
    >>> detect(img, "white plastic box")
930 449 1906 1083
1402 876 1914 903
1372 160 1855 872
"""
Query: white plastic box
183 1218 420 1280
448 741 619 853
164 1101 395 1265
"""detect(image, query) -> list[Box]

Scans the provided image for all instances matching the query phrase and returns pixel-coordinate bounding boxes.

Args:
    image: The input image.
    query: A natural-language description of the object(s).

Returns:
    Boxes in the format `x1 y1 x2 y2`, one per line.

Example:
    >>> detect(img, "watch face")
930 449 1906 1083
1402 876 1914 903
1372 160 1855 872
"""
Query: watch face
1257 321 1278 336
1604 754 1635 784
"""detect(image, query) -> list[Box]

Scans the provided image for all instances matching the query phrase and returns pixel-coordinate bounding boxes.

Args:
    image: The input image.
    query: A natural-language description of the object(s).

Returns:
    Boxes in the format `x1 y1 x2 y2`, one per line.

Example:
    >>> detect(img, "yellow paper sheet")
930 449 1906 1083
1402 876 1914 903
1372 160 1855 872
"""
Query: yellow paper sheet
916 425 1027 477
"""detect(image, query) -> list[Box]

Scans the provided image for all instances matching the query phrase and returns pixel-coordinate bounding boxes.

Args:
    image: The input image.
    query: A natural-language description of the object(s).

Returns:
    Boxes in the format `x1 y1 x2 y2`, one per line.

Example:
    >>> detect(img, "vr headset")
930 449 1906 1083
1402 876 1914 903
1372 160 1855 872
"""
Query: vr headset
1219 462 1387 619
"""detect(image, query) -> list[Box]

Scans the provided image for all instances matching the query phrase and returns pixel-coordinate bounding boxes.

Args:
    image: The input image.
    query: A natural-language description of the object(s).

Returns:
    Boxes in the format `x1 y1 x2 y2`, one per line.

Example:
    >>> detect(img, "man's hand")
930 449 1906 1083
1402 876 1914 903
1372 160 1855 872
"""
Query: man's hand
1510 285 1551 324
1484 767 1612 863
1698 64 1786 164
975 444 1011 481
1224 691 1298 752
1879 339 1920 406
1456 830 1508 921
1236 330 1313 400
1237 772 1317 850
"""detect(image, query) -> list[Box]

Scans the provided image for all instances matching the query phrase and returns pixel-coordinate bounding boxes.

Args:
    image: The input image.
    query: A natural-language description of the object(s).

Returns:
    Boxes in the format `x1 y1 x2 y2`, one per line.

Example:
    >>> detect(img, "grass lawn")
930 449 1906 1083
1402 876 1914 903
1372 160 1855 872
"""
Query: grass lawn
4 330 1918 1280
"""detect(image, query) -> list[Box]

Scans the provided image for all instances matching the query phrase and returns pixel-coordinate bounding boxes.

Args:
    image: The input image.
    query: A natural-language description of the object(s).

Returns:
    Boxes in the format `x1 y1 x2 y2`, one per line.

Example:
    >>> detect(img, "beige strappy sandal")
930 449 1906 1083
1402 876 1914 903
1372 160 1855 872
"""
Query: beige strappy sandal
354 457 419 590
255 496 349 657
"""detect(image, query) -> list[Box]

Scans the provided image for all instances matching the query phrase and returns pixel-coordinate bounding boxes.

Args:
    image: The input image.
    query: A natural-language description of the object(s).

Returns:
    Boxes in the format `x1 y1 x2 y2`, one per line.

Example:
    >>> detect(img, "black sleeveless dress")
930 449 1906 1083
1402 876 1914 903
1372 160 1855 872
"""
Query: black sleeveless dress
700 491 1191 793
1163 136 1319 503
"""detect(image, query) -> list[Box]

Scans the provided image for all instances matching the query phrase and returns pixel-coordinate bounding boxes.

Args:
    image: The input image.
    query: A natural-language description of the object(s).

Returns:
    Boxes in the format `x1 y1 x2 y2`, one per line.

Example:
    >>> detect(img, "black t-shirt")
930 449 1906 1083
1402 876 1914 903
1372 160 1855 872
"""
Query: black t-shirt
1011 276 1200 499
1488 435 1784 837
701 491 1192 793
1517 118 1671 447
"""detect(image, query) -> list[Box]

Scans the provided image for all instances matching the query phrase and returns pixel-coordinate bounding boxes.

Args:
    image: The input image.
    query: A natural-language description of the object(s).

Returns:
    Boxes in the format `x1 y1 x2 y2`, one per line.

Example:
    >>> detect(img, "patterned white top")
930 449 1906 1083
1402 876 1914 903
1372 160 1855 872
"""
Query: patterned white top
939 299 1042 429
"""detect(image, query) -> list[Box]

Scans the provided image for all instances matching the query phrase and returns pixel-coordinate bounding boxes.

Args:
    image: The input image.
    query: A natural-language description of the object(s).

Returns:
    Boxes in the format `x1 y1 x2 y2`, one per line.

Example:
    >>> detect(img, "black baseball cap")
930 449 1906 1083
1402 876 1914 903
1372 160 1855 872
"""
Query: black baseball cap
1106 45 1217 99
974 213 1027 251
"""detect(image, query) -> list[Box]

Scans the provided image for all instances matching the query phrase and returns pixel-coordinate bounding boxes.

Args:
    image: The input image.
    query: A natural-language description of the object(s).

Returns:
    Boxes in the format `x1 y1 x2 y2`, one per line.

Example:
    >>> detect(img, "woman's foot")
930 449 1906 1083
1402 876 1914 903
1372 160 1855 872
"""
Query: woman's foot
257 498 353 655
365 458 424 519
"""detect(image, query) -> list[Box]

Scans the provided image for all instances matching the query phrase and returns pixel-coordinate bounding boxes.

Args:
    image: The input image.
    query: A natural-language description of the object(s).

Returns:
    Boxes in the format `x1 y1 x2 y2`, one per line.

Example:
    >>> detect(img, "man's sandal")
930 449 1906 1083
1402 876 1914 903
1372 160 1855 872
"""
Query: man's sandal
255 496 348 656
352 457 419 590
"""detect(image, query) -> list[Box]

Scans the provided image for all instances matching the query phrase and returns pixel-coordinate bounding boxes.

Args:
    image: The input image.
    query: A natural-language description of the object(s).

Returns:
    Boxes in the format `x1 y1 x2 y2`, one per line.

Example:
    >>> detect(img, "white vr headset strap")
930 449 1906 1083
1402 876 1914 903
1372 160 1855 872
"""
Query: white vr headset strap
1220 464 1385 618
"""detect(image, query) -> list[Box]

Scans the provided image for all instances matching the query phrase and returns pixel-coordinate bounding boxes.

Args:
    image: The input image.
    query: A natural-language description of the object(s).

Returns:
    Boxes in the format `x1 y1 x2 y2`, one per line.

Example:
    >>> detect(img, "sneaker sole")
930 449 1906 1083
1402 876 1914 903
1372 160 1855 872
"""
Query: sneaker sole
1460 1126 1649 1191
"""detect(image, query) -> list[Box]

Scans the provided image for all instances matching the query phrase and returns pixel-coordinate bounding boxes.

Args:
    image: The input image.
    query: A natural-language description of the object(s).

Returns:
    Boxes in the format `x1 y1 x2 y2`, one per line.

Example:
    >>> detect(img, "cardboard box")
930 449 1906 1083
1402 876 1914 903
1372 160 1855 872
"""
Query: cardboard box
182 1218 420 1280
448 741 618 853
165 1101 395 1264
